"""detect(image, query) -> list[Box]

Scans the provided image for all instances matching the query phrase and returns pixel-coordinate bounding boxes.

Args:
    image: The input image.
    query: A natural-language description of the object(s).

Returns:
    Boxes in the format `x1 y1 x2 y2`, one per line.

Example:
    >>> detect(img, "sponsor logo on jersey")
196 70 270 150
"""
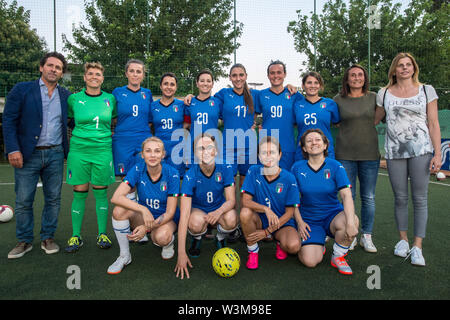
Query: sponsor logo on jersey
324 169 331 179
78 100 86 105
276 183 284 193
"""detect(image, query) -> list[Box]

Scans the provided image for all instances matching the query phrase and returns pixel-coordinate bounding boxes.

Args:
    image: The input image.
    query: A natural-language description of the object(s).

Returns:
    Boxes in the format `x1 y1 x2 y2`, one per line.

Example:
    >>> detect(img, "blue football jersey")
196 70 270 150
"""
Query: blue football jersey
293 97 340 158
185 96 222 141
255 88 301 153
181 163 234 213
150 98 185 154
124 162 180 218
291 159 351 222
112 86 153 136
241 165 300 217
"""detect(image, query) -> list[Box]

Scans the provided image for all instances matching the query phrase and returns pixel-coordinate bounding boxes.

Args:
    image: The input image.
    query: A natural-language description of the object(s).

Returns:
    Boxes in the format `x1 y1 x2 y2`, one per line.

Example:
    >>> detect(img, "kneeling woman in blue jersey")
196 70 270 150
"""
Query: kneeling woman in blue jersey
175 133 237 279
291 129 359 275
240 136 301 270
107 137 180 274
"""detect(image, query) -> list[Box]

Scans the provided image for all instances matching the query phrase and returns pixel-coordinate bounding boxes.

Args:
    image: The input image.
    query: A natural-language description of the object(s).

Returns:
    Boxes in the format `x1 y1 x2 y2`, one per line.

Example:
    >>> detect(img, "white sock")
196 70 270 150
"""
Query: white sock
188 228 206 240
247 243 259 253
216 224 236 241
112 217 131 257
333 242 349 257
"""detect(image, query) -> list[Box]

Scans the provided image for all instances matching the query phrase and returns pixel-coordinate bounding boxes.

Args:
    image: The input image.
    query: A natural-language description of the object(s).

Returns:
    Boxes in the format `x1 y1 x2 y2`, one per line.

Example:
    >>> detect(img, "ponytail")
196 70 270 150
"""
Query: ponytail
243 81 254 114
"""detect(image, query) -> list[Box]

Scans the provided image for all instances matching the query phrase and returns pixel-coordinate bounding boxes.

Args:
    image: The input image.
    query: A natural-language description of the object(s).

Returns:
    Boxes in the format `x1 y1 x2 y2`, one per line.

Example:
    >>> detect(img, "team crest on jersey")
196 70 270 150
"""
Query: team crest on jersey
160 181 167 192
285 93 291 100
173 105 179 112
209 100 215 107
118 163 125 174
324 169 331 179
104 99 111 107
320 102 326 109
141 92 146 100
68 170 72 179
276 183 284 193
215 172 222 183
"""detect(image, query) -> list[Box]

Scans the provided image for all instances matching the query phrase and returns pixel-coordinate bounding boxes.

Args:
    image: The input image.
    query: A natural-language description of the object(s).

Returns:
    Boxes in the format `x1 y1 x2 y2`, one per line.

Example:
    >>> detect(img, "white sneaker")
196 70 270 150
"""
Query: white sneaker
394 239 410 257
349 237 357 250
408 246 426 266
359 234 377 253
107 255 131 274
161 242 175 260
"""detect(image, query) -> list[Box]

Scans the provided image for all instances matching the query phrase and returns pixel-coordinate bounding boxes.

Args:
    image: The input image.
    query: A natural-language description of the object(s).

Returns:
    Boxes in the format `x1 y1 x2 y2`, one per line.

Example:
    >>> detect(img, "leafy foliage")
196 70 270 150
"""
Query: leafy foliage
0 0 47 95
63 0 242 95
287 0 449 108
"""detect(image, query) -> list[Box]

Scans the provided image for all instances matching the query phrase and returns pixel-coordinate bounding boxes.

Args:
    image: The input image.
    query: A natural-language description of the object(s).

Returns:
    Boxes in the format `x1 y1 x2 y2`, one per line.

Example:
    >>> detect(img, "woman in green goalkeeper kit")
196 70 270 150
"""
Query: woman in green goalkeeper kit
65 62 117 253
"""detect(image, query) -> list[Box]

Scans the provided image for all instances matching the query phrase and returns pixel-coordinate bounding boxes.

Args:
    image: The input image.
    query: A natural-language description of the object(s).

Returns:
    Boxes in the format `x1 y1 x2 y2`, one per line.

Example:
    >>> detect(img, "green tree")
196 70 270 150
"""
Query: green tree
0 0 47 96
287 0 449 108
63 0 242 95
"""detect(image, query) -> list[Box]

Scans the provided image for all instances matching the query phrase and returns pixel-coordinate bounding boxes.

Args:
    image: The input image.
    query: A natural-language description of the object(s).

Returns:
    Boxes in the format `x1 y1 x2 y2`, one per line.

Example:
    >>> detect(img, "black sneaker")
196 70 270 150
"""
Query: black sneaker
227 226 242 243
188 238 202 257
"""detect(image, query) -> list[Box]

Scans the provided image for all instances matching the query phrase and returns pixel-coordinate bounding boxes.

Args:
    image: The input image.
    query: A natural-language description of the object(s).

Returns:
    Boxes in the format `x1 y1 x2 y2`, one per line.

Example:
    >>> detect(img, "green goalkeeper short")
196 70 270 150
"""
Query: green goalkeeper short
66 139 115 186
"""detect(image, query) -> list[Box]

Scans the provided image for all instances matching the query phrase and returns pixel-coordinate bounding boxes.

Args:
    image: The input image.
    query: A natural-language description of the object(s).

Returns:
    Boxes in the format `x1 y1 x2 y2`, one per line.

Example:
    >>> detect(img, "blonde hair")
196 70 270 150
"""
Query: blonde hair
141 136 166 155
84 61 105 74
387 52 421 88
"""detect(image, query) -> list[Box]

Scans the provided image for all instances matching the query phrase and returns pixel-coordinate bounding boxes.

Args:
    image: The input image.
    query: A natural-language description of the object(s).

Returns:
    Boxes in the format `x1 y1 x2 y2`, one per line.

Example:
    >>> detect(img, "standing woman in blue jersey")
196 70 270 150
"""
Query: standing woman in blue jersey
293 71 340 161
215 64 258 188
112 59 153 178
256 60 302 171
149 73 187 177
240 136 301 270
107 137 180 275
174 133 237 279
184 70 222 165
291 129 359 275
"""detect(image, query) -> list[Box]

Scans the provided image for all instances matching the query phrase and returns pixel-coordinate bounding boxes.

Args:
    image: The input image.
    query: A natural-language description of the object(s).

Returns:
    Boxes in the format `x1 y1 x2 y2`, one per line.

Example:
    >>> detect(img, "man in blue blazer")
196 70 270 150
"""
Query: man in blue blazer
3 52 71 259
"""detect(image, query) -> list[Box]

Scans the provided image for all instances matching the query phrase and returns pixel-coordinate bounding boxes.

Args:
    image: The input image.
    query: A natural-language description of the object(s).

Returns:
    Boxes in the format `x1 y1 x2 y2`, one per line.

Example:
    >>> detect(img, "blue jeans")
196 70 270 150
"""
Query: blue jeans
14 145 64 243
338 160 379 234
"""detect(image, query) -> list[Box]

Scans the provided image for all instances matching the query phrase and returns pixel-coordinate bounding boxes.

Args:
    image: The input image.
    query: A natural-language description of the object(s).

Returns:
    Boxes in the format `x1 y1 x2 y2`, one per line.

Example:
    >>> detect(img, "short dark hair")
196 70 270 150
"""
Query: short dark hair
300 129 329 159
302 71 324 87
267 60 286 75
40 52 67 73
160 72 177 85
196 69 214 82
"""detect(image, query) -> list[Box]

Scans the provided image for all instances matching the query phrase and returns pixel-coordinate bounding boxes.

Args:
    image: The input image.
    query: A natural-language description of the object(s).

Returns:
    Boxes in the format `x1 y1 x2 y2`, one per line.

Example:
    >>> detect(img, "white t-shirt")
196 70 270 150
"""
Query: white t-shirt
376 84 438 159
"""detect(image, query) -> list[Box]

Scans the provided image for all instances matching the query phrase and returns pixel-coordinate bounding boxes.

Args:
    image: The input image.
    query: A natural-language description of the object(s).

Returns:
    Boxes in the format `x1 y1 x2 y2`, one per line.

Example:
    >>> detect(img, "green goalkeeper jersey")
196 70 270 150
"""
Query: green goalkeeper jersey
68 90 117 147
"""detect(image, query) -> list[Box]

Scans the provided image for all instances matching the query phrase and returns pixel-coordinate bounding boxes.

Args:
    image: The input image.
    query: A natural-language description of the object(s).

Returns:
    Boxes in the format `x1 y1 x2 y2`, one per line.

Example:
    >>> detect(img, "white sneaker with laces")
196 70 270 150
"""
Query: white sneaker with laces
107 255 132 274
360 234 377 253
408 246 426 266
394 239 410 257
161 242 175 260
